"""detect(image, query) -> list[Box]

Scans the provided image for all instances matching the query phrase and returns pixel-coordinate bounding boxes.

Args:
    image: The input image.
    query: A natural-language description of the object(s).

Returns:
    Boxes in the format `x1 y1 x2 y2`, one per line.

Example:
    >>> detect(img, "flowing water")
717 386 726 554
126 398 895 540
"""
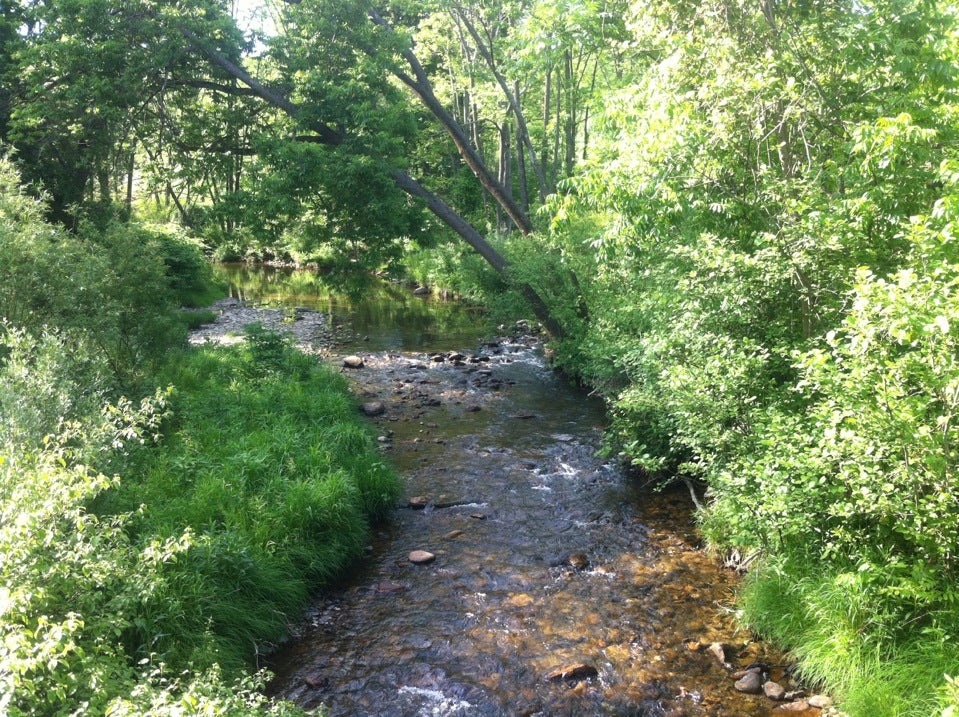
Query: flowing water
214 266 789 717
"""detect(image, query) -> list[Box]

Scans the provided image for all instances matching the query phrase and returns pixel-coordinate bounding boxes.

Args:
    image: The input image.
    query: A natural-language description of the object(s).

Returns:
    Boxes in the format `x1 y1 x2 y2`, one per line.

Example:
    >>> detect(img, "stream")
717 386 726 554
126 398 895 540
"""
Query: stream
203 266 799 717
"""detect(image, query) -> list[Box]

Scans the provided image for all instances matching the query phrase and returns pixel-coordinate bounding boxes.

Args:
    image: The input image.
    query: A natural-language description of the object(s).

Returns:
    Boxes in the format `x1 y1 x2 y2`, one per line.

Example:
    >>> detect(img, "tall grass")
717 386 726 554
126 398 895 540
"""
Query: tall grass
739 557 959 716
96 329 399 674
2 326 397 714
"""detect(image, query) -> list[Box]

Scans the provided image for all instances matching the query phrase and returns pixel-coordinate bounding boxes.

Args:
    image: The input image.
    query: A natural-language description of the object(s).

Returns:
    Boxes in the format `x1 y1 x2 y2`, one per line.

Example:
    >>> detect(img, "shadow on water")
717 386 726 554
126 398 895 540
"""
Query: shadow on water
214 266 788 716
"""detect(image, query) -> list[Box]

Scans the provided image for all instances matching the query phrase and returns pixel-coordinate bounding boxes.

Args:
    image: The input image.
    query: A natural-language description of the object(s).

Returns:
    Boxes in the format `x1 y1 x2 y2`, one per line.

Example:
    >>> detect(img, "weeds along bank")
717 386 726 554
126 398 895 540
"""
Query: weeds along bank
0 159 395 715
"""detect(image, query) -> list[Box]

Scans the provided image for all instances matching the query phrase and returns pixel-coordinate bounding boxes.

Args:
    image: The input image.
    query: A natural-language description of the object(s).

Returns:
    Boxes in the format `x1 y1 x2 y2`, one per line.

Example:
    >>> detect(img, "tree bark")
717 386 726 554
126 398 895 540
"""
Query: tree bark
497 122 512 233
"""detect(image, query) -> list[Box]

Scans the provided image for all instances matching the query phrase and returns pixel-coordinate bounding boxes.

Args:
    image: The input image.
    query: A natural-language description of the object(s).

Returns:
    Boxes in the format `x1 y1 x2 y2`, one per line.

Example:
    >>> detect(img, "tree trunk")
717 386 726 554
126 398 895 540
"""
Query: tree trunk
542 67 553 190
497 122 512 233
180 23 567 339
126 150 135 212
564 50 576 177
367 9 534 235
516 82 530 214
391 170 565 338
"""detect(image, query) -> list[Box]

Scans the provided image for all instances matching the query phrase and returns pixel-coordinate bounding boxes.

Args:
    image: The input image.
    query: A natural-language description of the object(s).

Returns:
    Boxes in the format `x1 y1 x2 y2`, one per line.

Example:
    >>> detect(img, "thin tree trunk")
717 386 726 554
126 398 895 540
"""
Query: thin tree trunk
497 122 512 233
552 69 562 186
126 150 135 212
454 7 549 203
564 50 575 177
516 83 530 214
542 67 552 189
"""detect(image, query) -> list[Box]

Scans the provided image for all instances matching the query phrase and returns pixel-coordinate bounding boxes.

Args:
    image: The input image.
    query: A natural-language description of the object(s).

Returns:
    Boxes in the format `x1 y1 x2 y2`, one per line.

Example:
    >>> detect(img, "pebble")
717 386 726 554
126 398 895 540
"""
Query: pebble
343 355 365 369
304 672 326 689
408 550 436 565
566 553 590 570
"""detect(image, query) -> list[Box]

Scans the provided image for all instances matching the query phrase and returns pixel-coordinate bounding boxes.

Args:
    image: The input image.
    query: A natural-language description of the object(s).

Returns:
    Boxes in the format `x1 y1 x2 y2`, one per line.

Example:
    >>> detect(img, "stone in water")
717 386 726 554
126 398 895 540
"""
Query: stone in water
409 550 435 565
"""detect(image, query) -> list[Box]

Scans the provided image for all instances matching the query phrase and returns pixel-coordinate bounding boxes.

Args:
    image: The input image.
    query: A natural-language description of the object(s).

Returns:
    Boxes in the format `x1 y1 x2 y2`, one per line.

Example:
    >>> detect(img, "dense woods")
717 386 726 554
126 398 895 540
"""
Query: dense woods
3 0 959 714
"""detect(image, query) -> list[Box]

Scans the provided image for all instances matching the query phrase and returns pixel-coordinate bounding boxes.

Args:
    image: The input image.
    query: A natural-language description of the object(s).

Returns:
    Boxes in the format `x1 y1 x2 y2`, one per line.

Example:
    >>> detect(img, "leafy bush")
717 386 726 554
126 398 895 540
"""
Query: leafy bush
536 3 959 713
147 224 223 307
702 182 959 658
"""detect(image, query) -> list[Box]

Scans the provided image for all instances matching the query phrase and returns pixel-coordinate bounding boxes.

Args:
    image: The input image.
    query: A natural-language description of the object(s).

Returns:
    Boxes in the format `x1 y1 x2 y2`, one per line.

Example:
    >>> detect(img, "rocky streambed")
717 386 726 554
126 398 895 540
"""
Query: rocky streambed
191 296 839 717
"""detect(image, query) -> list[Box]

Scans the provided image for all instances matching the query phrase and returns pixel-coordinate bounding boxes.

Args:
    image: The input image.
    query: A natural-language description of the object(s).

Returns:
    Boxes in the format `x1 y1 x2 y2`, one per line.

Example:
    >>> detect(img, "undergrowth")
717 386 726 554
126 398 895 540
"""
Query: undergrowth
739 557 959 716
1 325 396 714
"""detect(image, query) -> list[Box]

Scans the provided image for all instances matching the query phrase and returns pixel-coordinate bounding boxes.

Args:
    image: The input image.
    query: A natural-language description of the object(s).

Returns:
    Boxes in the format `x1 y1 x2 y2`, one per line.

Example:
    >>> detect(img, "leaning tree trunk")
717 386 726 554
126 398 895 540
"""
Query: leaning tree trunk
367 9 534 236
179 25 567 339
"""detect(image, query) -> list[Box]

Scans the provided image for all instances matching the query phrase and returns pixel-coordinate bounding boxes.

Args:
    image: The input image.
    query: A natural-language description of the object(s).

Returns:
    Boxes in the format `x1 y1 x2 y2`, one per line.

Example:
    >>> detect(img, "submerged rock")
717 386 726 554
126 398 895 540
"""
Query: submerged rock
550 553 590 570
361 401 385 417
545 663 598 682
733 670 763 694
304 672 326 689
409 550 436 565
764 680 787 700
708 642 733 668
772 700 816 714
408 496 429 509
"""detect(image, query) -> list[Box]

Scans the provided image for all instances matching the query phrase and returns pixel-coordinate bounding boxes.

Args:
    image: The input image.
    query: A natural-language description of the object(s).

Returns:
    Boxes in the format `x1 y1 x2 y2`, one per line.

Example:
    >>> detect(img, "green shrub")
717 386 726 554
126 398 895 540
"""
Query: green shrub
0 157 194 386
147 225 223 307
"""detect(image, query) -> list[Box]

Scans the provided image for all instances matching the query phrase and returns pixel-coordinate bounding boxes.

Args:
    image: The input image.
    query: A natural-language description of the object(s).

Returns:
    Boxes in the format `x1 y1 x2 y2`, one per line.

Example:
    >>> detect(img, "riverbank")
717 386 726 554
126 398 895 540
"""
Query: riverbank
187 296 836 715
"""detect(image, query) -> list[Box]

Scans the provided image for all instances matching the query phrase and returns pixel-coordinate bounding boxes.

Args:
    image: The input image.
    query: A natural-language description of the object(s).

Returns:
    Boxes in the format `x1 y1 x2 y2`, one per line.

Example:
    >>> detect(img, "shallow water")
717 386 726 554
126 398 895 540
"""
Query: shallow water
215 267 787 716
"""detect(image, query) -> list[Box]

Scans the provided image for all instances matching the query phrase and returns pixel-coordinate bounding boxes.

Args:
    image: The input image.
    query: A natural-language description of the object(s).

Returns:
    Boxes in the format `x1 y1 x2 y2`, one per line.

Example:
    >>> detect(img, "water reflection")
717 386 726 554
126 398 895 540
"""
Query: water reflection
213 264 492 352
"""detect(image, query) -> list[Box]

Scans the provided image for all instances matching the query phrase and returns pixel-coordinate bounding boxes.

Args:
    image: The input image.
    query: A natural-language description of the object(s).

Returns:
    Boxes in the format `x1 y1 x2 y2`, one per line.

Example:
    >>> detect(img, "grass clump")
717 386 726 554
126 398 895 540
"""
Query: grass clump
97 328 399 675
739 557 959 716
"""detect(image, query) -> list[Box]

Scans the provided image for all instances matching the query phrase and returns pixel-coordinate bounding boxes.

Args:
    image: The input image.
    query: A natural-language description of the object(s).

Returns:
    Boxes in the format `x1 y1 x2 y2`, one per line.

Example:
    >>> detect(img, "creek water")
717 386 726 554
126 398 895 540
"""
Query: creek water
214 266 786 717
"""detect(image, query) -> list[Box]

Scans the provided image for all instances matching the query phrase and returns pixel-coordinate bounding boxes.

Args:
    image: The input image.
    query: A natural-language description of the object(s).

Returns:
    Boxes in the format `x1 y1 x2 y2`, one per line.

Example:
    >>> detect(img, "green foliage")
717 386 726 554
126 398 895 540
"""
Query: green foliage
705 178 959 619
0 351 299 715
0 160 389 713
0 321 391 714
538 1 959 713
739 557 959 716
0 155 225 386
95 334 398 673
149 225 223 307
0 324 112 452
